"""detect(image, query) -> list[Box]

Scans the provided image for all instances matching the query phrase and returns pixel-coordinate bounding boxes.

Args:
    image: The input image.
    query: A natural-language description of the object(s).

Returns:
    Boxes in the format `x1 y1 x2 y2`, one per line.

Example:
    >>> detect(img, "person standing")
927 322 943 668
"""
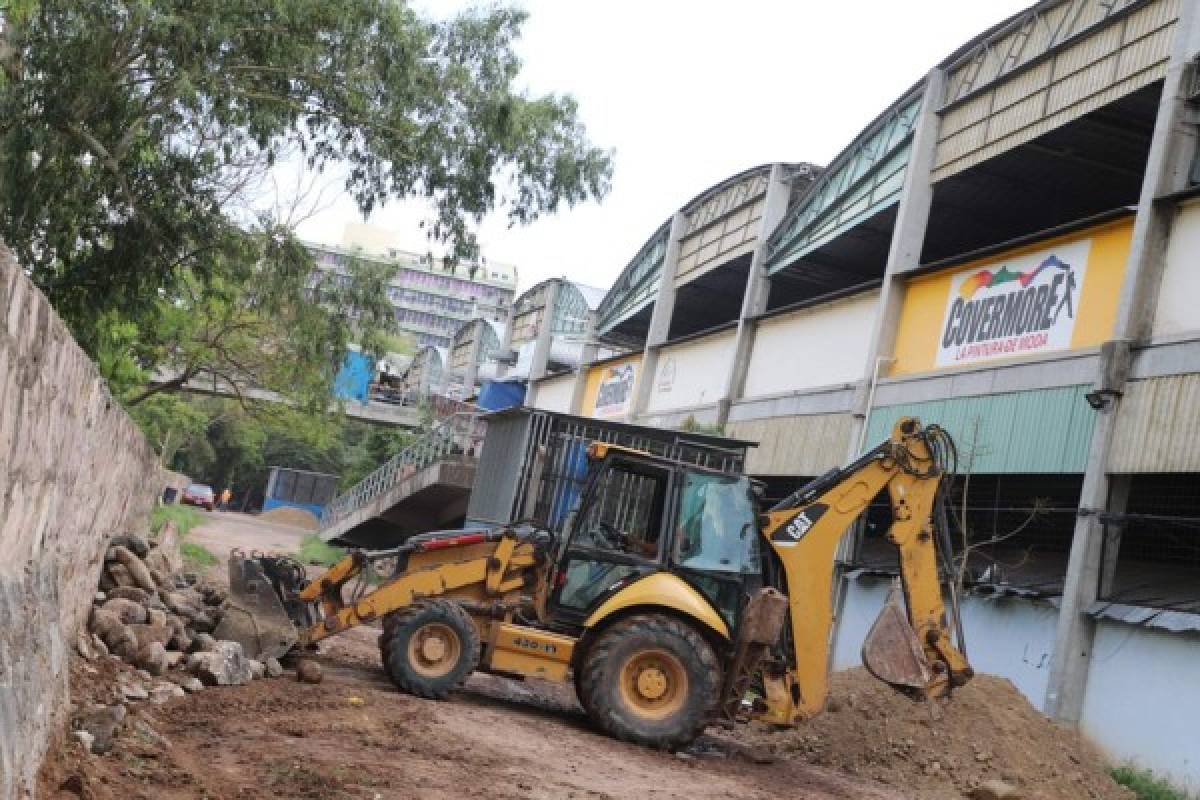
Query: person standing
219 487 232 511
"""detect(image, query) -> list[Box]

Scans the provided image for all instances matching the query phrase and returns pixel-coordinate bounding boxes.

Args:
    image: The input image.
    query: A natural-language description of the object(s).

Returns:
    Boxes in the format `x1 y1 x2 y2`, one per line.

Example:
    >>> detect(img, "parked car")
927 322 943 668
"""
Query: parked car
181 483 216 512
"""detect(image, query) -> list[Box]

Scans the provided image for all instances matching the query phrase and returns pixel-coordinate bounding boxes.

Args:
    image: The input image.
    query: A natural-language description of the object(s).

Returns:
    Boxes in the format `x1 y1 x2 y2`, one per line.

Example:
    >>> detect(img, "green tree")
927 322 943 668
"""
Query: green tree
0 0 612 402
339 424 415 488
126 393 210 466
125 236 399 409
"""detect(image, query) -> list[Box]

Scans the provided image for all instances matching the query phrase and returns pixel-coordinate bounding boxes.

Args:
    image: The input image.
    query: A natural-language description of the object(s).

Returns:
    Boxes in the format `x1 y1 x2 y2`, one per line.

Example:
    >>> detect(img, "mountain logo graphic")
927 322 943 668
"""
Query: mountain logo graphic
958 254 1071 300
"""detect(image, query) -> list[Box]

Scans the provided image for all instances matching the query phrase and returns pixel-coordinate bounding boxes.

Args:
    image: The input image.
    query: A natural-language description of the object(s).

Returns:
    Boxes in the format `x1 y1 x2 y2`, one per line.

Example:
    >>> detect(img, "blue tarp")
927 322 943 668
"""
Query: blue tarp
477 379 526 412
334 350 374 404
547 440 589 529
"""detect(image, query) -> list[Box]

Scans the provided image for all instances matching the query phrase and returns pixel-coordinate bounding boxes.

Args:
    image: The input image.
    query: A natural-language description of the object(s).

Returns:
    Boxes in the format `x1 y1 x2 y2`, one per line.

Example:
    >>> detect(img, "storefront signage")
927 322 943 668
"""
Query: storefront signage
936 239 1090 368
593 363 637 418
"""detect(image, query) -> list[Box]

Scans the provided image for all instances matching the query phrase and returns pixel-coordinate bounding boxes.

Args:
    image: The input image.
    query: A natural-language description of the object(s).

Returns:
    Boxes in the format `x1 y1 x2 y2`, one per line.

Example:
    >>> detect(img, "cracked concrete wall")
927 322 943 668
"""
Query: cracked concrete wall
0 246 161 800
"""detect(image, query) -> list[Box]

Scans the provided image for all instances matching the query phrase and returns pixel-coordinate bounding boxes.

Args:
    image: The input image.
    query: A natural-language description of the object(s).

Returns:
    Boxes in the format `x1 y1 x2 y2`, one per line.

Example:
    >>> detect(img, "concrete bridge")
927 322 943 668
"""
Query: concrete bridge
179 375 423 428
318 413 486 547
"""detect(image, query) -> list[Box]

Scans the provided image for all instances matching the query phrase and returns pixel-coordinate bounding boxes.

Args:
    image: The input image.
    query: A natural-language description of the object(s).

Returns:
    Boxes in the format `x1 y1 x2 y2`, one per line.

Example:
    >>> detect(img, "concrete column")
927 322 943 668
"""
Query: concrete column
523 280 562 405
827 70 948 668
716 164 793 427
496 303 517 379
461 321 485 398
569 313 599 415
1045 5 1200 723
629 212 688 422
435 350 451 396
1099 475 1132 597
848 68 947 458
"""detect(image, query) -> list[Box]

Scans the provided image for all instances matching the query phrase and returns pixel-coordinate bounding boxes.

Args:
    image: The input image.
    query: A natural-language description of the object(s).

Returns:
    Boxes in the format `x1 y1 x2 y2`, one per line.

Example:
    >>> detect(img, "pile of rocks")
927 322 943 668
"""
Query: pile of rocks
74 525 284 753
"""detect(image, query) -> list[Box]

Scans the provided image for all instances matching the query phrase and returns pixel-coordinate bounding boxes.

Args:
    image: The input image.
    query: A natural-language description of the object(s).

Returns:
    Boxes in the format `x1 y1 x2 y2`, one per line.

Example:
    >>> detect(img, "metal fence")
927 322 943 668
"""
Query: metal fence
319 412 487 529
509 412 747 535
1100 473 1200 613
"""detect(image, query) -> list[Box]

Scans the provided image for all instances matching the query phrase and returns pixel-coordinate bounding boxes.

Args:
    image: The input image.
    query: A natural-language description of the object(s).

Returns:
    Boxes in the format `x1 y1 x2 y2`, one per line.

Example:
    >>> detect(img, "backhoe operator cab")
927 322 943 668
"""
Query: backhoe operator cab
551 445 762 634
222 417 973 751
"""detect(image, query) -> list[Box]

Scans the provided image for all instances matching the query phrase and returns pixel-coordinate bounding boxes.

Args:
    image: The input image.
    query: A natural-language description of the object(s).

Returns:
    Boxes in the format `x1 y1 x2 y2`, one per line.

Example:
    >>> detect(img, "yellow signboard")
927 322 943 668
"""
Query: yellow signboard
581 355 641 419
891 217 1131 376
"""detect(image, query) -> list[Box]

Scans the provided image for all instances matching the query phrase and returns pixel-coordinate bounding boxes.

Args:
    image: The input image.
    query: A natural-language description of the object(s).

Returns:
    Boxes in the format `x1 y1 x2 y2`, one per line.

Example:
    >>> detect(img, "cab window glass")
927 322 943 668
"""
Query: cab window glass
674 472 760 574
573 462 666 559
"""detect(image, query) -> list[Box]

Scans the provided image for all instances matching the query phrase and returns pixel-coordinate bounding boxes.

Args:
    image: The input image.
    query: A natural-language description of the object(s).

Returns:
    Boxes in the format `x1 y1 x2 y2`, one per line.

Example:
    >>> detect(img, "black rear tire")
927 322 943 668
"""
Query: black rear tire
379 600 480 699
579 615 720 750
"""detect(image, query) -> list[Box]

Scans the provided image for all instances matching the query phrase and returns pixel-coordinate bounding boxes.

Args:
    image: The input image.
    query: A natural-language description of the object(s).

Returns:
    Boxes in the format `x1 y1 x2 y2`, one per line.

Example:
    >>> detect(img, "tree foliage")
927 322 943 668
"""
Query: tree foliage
124 236 400 409
0 0 612 404
144 395 415 507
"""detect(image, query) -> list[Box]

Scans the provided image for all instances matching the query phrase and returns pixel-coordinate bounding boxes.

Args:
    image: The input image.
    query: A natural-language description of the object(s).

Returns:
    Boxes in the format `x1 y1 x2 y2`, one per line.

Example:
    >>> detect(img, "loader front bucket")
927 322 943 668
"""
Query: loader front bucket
861 580 932 692
213 550 299 661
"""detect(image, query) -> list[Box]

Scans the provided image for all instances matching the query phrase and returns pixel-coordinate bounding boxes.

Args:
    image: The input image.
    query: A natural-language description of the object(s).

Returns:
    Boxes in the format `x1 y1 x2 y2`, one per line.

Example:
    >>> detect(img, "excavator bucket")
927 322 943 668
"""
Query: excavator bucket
213 550 299 661
861 580 932 692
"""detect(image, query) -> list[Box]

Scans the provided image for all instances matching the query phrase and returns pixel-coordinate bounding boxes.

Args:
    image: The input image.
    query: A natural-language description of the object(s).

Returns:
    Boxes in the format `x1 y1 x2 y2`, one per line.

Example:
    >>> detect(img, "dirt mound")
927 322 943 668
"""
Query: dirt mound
735 668 1132 800
257 506 320 530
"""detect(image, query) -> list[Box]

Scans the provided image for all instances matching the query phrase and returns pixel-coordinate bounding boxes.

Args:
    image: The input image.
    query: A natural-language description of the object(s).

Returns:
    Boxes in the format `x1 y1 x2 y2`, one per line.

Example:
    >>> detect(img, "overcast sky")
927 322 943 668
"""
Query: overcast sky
293 1 1032 294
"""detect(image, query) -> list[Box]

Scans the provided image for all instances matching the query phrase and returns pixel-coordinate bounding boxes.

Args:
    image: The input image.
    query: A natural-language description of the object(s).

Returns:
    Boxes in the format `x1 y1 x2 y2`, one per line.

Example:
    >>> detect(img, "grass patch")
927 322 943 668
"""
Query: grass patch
1111 767 1194 800
180 541 218 570
297 534 346 567
150 504 204 538
153 504 213 569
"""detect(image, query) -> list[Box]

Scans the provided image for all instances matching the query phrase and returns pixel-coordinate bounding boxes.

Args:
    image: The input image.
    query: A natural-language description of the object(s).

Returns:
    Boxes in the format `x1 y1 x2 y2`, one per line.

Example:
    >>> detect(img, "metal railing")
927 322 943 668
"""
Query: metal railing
320 412 486 530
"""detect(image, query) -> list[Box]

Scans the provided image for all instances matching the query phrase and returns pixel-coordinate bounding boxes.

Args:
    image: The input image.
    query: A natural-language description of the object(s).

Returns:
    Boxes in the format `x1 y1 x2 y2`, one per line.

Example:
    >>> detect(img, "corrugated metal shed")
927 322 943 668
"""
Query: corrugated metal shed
725 413 855 476
865 385 1096 472
465 410 532 526
1110 374 1200 472
934 0 1177 181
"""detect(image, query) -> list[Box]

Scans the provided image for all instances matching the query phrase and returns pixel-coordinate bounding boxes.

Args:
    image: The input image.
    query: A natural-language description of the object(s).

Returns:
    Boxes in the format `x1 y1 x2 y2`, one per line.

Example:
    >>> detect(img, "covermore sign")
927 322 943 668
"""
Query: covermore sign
891 217 1132 377
937 239 1089 368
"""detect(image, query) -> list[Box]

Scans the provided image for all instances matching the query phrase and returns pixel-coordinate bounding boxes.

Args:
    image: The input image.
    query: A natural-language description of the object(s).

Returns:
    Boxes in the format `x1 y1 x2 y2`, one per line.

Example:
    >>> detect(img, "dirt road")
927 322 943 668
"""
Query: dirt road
79 511 900 800
187 510 312 563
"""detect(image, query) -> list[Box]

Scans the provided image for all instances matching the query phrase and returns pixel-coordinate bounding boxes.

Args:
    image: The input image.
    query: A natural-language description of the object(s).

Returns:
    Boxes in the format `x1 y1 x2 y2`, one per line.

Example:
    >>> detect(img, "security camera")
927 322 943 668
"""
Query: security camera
1084 388 1121 410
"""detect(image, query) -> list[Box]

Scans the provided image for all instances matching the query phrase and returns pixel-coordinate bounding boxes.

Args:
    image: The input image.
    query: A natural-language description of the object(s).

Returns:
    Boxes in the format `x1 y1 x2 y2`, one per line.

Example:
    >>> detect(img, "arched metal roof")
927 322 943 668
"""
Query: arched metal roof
764 0 1160 275
511 277 604 344
764 88 924 274
595 162 819 339
450 316 505 349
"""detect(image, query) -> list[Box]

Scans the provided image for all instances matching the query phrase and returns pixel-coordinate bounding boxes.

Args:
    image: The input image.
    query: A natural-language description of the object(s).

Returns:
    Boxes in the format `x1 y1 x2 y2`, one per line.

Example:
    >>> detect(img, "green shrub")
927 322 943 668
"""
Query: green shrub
296 534 346 567
180 541 218 569
1111 766 1194 800
153 504 213 569
150 504 204 538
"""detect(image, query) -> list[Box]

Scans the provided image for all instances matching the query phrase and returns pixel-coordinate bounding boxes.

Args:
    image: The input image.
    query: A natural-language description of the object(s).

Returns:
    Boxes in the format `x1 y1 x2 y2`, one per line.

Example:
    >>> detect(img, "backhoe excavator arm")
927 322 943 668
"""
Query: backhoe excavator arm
755 417 972 725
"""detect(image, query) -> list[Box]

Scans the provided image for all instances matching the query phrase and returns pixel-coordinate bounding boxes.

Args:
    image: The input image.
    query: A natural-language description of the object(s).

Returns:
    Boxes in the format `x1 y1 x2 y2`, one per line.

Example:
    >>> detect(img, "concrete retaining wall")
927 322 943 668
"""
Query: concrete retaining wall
1081 621 1200 791
0 247 162 800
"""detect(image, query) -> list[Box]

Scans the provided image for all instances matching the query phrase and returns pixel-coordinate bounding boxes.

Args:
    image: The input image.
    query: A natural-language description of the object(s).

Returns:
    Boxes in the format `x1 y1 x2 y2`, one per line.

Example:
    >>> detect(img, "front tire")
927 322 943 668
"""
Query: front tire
379 600 480 699
579 615 720 750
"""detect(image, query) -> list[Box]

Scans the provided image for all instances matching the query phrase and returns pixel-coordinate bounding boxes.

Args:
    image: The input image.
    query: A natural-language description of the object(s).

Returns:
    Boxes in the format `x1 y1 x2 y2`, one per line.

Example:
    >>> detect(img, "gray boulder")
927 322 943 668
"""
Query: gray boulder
188 640 253 686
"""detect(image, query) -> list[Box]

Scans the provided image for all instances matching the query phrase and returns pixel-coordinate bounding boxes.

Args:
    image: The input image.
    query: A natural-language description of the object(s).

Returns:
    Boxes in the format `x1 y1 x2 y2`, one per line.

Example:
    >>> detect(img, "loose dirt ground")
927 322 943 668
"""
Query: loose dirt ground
40 513 1129 800
44 628 902 800
186 510 312 563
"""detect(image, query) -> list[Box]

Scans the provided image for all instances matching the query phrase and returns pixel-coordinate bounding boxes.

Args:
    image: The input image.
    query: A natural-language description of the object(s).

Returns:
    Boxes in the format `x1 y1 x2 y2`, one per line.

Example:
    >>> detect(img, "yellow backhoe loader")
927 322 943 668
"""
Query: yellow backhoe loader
218 417 972 748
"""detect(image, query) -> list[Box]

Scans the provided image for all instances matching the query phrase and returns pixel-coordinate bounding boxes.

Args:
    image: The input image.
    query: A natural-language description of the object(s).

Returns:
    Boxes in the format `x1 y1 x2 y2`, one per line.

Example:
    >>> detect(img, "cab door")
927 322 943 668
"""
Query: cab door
669 470 763 632
548 457 673 625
